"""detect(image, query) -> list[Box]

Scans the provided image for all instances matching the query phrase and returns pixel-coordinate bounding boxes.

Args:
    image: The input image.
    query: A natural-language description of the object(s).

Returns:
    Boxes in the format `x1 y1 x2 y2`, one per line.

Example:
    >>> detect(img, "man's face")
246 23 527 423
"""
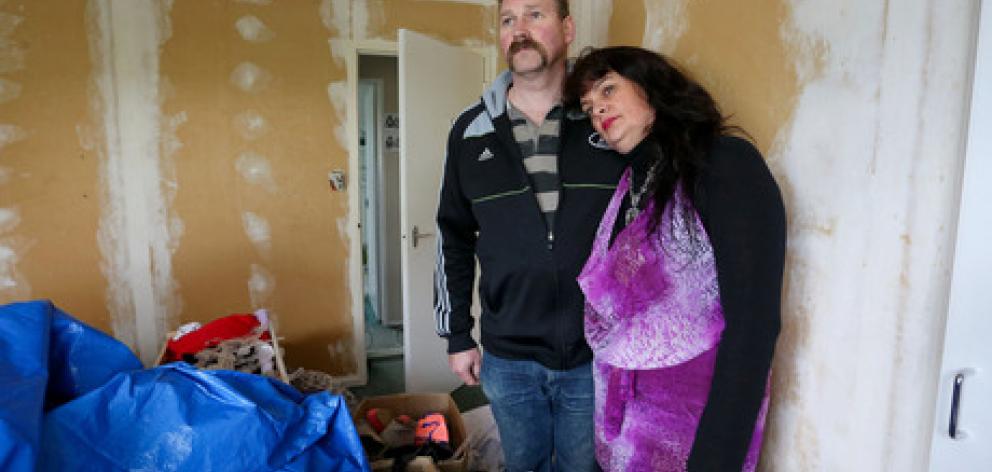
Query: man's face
498 0 574 75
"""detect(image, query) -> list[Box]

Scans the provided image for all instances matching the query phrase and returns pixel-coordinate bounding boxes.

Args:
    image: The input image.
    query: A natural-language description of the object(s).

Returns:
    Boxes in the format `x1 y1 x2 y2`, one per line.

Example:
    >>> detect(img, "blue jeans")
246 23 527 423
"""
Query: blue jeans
481 352 599 472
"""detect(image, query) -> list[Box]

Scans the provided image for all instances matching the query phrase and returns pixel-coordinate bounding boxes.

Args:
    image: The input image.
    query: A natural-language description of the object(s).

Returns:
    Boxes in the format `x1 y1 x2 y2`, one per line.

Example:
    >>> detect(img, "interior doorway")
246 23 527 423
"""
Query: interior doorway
344 35 494 394
356 53 404 395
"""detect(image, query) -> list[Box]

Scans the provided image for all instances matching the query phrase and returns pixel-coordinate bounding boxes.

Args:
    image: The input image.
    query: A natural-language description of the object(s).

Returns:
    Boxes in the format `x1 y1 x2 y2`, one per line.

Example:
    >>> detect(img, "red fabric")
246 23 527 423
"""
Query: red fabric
163 314 270 363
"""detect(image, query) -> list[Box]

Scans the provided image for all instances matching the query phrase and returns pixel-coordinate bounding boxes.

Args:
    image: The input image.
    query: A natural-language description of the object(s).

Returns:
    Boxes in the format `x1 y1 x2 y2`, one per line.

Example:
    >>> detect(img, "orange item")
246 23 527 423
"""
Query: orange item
414 413 449 446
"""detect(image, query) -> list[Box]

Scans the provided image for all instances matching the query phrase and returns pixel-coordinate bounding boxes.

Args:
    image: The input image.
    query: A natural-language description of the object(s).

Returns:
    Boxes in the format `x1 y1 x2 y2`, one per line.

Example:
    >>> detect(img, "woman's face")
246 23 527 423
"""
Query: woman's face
580 71 656 154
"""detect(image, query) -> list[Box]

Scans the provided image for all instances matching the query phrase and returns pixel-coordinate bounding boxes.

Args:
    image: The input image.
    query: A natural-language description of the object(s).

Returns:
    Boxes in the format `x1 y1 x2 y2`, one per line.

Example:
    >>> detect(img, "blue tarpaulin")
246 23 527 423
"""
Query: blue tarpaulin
0 300 370 471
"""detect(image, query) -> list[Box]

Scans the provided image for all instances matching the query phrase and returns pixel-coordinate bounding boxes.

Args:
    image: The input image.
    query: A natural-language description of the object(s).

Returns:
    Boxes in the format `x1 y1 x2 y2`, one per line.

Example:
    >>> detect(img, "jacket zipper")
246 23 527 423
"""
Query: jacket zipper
497 107 567 366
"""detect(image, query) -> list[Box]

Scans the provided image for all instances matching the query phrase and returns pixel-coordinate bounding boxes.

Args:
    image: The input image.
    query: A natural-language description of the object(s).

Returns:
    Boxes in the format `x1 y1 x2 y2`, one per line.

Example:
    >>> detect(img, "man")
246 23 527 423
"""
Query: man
433 1 623 470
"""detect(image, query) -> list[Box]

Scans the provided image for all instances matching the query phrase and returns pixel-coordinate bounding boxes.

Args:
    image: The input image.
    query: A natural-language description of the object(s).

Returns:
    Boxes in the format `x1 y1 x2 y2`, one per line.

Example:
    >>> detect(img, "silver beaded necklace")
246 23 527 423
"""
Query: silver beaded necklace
625 161 659 225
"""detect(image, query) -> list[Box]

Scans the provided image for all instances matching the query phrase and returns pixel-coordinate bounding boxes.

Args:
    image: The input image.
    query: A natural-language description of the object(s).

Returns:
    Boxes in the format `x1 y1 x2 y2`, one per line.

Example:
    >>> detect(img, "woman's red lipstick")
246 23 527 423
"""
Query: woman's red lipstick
601 116 617 132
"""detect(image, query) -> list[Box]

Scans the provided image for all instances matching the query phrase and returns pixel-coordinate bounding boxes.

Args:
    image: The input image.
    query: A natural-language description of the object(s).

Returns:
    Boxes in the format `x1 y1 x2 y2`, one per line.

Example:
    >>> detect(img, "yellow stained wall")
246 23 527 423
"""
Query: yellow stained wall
157 0 493 373
4 0 493 375
164 1 357 374
609 0 802 156
0 0 110 332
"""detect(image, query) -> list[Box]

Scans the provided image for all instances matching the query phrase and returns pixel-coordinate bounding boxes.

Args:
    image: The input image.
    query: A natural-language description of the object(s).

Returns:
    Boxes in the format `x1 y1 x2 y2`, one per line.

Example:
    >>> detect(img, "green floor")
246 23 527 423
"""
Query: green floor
348 355 489 412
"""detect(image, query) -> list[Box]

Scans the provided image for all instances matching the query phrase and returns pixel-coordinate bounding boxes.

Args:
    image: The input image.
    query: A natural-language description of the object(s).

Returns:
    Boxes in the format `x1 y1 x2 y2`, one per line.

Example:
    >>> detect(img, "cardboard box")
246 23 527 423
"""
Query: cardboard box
354 393 468 472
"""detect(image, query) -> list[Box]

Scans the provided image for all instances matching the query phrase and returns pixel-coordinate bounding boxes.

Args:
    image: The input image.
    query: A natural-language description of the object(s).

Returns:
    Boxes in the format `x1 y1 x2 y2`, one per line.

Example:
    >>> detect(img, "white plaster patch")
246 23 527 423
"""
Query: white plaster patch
0 207 19 234
352 0 369 40
641 0 688 54
235 15 274 43
336 216 348 245
0 124 26 151
230 61 273 94
326 81 349 147
76 123 99 151
241 211 272 254
764 2 977 471
320 0 350 37
235 0 273 5
168 216 184 253
0 12 23 36
0 77 21 104
569 0 612 56
327 38 349 66
155 0 175 44
248 264 275 309
161 111 187 159
0 240 30 302
234 151 277 193
233 109 269 140
89 0 180 365
0 13 24 74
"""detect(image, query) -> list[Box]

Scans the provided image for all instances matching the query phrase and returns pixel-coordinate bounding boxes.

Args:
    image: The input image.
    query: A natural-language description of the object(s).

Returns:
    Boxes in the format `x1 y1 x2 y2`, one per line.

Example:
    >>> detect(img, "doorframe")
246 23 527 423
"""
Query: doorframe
344 39 497 387
345 40 397 387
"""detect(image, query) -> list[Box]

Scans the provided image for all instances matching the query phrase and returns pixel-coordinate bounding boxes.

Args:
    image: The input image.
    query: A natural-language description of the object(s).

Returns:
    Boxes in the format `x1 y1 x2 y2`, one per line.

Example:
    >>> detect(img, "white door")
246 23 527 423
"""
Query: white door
399 29 486 393
929 2 992 470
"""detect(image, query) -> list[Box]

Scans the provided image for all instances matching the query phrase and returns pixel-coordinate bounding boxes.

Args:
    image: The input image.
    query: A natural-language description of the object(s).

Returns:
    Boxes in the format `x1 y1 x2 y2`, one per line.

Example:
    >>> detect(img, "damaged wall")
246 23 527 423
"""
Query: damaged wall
0 1 108 331
607 0 977 470
1 0 493 376
2 0 979 469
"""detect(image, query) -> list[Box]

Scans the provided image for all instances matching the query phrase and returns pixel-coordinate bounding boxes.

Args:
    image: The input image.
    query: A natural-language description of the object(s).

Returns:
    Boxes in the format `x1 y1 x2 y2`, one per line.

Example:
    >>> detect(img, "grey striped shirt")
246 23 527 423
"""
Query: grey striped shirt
507 102 562 232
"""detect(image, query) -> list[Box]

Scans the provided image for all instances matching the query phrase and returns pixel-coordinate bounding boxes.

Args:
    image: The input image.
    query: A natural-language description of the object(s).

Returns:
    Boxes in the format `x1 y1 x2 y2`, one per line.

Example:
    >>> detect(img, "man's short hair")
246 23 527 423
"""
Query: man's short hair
497 0 570 19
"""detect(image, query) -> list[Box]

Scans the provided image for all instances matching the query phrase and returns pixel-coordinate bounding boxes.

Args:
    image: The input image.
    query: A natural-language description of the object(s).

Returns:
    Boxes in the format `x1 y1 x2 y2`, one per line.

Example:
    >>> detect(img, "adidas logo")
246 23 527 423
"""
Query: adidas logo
478 147 495 161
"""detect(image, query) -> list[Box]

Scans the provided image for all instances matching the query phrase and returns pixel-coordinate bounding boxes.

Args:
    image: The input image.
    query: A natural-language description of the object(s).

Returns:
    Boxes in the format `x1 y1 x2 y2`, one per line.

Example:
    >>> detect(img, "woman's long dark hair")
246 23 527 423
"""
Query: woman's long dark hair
565 46 736 229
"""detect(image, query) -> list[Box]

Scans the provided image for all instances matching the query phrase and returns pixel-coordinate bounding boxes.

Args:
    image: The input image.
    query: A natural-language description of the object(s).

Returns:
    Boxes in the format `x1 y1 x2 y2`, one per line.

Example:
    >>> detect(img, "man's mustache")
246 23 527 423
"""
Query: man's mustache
509 38 544 56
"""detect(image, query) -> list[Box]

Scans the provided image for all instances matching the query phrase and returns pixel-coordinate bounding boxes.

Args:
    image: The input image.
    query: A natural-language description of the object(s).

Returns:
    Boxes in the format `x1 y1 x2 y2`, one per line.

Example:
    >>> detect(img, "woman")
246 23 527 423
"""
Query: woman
564 47 786 471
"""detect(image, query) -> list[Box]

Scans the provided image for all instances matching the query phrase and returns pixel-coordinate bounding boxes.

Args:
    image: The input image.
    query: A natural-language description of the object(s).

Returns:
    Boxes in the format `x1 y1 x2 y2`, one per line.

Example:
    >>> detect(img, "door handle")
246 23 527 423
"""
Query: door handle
949 373 965 439
411 225 434 248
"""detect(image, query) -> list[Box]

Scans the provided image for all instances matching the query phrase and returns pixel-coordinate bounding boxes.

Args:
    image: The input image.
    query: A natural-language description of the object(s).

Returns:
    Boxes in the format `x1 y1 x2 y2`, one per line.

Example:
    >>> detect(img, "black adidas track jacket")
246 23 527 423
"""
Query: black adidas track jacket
434 72 624 371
